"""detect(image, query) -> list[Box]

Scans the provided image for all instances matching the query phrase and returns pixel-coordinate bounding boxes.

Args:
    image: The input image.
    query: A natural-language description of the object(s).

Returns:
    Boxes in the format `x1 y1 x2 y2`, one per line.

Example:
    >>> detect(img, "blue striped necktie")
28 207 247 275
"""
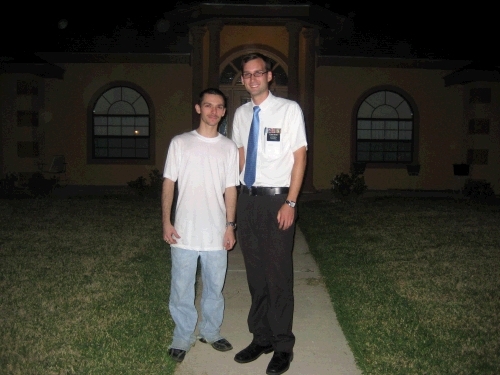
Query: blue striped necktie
244 106 261 187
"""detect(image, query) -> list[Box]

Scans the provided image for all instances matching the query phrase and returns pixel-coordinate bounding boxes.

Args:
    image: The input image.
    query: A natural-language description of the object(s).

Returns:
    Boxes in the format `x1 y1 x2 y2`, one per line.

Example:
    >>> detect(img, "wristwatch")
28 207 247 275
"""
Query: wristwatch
226 222 237 229
285 200 296 208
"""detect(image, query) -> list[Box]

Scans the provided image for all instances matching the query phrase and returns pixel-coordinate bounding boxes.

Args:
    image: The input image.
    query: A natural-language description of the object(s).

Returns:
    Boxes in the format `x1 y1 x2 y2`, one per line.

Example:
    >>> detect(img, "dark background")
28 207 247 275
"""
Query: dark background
2 2 495 60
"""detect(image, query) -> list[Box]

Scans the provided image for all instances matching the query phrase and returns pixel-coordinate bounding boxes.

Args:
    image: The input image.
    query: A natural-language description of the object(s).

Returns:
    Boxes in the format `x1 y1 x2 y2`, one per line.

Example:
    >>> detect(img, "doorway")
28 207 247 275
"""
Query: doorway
219 51 288 139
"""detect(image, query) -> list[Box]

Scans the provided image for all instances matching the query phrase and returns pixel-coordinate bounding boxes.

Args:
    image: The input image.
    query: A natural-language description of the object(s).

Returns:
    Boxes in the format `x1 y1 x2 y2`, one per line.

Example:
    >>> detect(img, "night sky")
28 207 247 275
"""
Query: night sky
2 2 495 61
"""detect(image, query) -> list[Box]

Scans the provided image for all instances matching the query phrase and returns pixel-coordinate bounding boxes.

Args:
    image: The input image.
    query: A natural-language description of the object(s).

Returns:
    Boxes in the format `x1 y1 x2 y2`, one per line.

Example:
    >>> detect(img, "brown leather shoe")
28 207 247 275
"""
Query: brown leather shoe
266 351 293 374
234 342 273 363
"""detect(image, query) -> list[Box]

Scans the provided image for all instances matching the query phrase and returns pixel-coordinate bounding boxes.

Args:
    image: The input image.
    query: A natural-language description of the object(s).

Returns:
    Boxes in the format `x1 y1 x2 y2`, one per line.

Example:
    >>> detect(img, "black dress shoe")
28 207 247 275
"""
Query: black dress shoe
199 337 233 351
266 351 293 375
234 342 273 363
167 348 186 363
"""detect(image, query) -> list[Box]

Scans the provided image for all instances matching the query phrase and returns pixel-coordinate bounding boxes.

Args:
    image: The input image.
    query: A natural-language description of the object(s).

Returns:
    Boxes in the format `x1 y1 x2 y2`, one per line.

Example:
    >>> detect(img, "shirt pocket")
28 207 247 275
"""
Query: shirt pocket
263 127 283 159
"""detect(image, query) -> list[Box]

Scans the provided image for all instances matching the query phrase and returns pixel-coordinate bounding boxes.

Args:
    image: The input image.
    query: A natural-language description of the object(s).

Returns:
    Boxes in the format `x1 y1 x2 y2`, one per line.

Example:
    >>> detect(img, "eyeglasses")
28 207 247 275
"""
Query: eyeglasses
241 71 268 79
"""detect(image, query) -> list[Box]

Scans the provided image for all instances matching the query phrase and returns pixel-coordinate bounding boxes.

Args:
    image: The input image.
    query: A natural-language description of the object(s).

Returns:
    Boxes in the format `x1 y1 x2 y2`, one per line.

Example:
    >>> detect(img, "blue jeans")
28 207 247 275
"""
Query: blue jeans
169 247 228 351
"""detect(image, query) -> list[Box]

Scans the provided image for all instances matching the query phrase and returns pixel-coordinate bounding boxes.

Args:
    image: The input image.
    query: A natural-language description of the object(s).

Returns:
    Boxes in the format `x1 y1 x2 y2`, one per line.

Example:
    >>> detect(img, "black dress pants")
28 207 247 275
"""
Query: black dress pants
237 192 296 353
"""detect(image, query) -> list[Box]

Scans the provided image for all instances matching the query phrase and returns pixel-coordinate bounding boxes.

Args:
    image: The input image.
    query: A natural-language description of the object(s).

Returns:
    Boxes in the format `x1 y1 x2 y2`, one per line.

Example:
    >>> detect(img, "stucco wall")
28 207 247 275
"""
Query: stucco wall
220 26 288 59
3 63 192 186
463 82 500 193
4 60 498 193
314 66 465 191
1 74 45 178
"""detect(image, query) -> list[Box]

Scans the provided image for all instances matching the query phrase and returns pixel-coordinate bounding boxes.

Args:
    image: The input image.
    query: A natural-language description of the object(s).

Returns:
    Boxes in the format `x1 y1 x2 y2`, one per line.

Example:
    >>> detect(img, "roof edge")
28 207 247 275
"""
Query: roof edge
318 55 471 70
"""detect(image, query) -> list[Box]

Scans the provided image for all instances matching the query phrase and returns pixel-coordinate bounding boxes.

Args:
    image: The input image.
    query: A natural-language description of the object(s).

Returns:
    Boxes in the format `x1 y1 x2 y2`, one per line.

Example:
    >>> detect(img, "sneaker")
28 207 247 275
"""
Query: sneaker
168 348 187 362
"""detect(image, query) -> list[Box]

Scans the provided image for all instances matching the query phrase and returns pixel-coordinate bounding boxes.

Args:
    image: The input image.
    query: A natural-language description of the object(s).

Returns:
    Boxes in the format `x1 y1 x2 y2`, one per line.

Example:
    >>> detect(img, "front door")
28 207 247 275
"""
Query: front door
220 89 251 139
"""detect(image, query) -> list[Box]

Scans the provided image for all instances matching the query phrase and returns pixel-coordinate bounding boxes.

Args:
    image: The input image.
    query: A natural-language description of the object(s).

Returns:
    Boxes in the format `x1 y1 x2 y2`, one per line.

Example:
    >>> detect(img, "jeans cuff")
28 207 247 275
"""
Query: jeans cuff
169 338 196 352
197 333 223 343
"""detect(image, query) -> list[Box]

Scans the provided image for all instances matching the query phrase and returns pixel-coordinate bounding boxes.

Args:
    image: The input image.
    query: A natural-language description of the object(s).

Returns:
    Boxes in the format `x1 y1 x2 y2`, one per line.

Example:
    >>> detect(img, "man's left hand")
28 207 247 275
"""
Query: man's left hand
224 229 236 251
277 204 295 230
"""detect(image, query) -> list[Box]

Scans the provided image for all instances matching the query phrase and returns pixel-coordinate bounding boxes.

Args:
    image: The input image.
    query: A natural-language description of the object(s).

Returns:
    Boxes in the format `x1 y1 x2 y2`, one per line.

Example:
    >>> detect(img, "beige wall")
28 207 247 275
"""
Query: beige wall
314 66 465 191
3 58 498 194
220 26 288 59
1 74 45 178
463 82 500 193
2 63 192 186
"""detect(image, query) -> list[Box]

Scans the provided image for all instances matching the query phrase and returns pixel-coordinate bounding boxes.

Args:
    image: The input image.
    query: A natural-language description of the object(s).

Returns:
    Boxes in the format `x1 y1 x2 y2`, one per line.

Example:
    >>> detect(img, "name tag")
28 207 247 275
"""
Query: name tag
266 128 281 142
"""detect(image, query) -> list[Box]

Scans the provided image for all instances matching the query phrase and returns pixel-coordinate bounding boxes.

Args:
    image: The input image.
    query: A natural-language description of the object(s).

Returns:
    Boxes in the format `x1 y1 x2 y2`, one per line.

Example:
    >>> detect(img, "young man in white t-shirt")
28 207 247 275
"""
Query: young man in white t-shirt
162 88 239 363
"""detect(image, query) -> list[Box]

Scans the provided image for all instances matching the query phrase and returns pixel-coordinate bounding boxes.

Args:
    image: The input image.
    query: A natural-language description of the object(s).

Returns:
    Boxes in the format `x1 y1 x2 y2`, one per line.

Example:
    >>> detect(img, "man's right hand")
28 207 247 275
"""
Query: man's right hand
163 223 180 245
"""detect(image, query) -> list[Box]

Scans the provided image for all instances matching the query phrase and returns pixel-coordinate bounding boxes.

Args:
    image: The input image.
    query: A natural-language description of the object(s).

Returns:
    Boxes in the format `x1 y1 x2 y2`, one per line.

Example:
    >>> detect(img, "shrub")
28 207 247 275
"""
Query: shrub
148 168 163 196
0 173 19 198
462 179 495 200
0 172 59 199
331 171 367 199
127 168 163 198
27 172 59 198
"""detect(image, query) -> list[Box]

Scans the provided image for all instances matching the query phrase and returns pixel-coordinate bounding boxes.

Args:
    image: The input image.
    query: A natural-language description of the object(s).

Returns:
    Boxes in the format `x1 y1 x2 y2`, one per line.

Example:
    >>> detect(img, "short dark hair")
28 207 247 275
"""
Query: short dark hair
240 52 273 72
198 88 227 108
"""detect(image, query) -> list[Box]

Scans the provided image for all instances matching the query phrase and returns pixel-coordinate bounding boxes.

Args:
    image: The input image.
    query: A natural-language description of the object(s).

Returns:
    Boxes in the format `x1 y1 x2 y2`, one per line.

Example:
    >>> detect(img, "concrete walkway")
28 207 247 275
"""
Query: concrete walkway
174 224 362 375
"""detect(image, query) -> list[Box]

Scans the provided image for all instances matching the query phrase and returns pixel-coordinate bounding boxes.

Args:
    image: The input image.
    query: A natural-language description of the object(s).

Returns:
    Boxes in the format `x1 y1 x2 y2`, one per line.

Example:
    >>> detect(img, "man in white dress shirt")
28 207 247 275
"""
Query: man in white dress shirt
231 53 307 375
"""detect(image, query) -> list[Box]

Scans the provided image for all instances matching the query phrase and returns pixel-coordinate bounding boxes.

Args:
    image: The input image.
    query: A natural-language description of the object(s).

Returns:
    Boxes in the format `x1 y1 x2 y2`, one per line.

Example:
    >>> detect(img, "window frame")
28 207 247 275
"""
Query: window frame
469 88 491 104
351 86 419 169
87 82 155 165
467 149 488 165
17 79 39 95
468 118 490 134
17 110 39 127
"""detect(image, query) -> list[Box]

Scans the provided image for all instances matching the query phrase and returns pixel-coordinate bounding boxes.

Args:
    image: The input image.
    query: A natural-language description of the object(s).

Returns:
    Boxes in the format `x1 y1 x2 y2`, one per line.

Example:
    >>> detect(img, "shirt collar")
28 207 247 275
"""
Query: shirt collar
251 91 275 111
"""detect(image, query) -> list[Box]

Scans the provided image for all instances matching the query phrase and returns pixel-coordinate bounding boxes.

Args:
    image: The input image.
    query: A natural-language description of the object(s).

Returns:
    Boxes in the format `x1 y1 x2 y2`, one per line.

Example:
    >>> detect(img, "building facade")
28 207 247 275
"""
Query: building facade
1 3 499 194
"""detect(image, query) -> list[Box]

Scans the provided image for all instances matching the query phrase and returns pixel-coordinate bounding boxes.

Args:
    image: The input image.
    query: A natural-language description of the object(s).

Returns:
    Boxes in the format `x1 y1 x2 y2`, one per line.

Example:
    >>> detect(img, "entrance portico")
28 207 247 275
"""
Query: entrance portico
187 4 334 192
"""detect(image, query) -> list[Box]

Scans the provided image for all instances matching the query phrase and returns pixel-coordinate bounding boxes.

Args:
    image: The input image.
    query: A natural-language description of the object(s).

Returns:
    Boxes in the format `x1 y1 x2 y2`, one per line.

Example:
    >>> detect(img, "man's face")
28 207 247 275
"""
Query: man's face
241 58 272 99
195 93 226 128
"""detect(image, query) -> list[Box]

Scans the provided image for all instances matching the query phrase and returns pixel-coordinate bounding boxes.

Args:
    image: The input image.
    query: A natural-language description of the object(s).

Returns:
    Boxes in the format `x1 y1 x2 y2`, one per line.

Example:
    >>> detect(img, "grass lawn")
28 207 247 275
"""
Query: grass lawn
299 196 500 375
0 197 176 375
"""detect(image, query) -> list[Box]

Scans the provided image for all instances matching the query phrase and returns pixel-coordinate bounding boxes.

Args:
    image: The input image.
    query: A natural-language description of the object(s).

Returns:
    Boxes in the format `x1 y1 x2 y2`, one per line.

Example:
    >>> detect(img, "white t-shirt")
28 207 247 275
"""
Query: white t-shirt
163 130 239 251
232 91 307 187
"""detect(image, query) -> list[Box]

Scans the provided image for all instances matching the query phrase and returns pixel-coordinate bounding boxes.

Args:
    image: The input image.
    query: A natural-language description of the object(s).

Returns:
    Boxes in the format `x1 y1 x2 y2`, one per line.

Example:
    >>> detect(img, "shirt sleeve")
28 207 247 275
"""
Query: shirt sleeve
225 142 240 188
163 137 180 181
231 108 244 149
287 102 308 152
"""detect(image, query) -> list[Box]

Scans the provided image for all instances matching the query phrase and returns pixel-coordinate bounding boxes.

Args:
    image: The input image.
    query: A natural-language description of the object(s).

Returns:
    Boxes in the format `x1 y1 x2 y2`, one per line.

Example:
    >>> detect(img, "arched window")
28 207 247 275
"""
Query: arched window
91 86 151 160
356 89 415 163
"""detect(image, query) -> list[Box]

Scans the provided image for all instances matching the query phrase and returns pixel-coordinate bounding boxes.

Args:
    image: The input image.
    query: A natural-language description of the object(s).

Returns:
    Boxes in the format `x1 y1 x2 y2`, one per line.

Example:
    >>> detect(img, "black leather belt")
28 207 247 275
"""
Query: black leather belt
241 186 289 196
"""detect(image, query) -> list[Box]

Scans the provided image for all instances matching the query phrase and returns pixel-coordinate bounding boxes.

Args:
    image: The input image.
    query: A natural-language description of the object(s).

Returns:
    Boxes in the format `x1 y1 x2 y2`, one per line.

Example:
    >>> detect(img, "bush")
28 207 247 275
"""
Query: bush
27 172 59 198
0 173 19 198
462 179 495 200
148 168 163 196
127 168 163 198
331 171 367 199
0 172 60 199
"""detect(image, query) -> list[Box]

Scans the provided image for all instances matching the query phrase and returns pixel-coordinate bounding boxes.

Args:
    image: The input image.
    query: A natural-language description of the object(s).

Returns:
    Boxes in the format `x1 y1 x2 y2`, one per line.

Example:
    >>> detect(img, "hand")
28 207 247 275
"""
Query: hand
223 228 236 251
277 204 295 230
163 223 180 245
